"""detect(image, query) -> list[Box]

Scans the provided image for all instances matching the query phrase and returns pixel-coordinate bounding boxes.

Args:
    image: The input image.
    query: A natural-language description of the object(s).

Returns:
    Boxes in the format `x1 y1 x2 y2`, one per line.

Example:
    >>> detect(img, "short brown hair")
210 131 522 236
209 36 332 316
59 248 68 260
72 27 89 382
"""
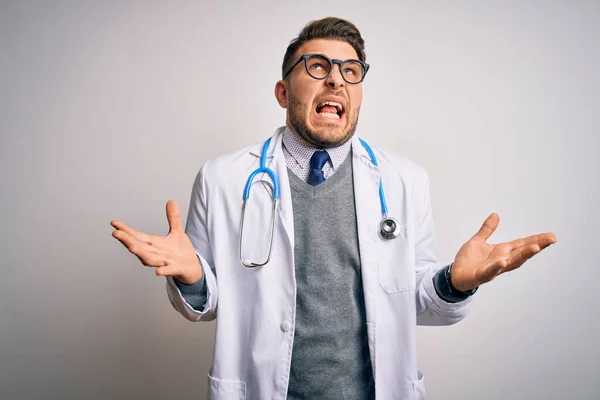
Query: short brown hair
281 17 366 79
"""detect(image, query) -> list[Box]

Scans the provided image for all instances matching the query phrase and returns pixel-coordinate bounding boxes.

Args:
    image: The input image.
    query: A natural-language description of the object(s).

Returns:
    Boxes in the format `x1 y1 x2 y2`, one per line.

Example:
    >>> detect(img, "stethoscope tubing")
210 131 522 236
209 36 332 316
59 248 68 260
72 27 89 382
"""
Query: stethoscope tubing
240 136 400 267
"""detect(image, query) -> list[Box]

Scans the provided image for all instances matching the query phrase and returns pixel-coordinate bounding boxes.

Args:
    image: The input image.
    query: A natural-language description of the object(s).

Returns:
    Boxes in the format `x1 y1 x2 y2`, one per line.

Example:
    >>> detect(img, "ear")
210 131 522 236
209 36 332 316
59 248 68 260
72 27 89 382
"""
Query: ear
274 80 288 108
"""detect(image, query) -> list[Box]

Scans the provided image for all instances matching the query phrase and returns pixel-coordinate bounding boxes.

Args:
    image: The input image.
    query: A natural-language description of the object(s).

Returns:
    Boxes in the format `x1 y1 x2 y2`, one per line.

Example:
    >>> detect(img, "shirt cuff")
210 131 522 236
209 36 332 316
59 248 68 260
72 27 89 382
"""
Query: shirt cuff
174 270 208 311
433 264 478 303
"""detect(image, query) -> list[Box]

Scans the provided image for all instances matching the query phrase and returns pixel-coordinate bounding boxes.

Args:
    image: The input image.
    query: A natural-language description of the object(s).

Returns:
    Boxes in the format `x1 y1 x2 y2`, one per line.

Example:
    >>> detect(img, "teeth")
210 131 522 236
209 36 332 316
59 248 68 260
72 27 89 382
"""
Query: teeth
318 112 340 119
318 101 343 113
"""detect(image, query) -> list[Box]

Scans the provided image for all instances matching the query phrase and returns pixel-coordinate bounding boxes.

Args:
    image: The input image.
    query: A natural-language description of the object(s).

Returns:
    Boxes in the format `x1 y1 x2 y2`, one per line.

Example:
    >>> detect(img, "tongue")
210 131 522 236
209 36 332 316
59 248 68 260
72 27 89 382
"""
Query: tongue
319 105 338 115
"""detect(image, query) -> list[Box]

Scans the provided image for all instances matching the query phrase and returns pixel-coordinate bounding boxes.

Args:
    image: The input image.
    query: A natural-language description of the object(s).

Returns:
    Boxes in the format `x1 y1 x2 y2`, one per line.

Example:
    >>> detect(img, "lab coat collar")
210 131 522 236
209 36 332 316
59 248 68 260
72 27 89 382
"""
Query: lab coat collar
351 134 378 169
248 126 286 160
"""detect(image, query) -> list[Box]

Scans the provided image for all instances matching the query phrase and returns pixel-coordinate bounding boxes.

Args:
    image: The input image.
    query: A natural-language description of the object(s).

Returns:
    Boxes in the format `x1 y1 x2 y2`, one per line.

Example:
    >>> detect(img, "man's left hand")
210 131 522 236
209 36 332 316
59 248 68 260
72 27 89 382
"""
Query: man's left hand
450 213 556 292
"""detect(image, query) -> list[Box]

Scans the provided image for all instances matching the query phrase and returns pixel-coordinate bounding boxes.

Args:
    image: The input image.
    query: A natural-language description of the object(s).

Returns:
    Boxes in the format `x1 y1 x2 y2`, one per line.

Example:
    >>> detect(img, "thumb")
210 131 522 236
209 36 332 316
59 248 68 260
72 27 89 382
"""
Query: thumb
166 200 183 233
471 213 500 242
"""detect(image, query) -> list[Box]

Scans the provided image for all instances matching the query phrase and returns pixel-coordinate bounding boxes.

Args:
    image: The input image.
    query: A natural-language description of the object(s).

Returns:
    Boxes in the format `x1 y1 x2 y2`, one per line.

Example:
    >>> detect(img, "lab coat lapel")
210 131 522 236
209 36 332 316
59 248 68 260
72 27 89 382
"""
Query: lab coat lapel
351 135 381 378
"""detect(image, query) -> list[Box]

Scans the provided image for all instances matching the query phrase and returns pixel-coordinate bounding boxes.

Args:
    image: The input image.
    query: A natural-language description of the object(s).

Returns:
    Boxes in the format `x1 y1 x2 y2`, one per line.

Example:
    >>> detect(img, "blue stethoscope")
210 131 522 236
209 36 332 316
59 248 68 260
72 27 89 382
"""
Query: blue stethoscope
239 137 401 267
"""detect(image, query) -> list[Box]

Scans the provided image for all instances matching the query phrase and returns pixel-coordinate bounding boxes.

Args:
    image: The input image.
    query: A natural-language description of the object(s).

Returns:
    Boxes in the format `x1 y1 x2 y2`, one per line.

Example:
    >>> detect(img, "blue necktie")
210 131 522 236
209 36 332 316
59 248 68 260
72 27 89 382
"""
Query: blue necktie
308 150 330 186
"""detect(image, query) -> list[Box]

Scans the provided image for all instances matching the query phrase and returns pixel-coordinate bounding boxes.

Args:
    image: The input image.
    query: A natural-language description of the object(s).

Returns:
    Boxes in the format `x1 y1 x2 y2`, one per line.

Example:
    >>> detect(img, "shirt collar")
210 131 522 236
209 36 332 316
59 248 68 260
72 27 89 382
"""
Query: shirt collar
282 127 352 170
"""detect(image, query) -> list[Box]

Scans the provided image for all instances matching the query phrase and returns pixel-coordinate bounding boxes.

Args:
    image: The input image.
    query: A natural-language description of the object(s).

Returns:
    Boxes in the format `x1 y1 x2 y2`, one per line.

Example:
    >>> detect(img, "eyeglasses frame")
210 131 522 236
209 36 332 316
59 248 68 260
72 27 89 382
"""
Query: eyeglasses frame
282 53 370 84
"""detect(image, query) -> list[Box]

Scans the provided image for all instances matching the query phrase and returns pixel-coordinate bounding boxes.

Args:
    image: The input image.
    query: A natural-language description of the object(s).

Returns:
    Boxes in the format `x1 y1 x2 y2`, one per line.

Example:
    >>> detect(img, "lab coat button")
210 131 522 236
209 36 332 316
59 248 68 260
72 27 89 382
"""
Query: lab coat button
280 321 291 332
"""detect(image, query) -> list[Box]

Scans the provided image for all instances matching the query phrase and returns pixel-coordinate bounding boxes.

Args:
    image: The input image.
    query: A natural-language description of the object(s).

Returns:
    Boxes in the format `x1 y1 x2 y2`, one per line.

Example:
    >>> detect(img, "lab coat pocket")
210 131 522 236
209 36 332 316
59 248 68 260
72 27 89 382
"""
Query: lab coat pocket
377 224 416 293
412 371 425 399
207 373 246 400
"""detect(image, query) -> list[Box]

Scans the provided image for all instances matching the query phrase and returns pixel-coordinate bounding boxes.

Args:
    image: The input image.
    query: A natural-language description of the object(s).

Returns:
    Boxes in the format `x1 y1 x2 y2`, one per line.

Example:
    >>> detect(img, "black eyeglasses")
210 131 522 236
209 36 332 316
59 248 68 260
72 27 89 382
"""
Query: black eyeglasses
282 53 369 84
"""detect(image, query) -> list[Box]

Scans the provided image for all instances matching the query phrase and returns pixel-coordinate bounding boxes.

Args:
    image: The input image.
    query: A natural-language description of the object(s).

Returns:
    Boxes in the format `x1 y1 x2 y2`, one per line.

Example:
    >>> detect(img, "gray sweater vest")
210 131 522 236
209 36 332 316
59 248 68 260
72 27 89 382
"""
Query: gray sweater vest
286 152 375 400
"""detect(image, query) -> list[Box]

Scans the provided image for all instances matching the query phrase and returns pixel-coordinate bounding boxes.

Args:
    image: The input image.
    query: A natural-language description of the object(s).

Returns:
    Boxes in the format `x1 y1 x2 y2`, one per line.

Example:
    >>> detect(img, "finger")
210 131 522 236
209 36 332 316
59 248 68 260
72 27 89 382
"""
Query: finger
136 253 168 268
504 244 541 272
471 213 500 242
508 234 539 249
155 265 179 277
131 246 168 268
509 233 556 250
112 229 141 250
110 220 154 245
112 230 167 267
537 233 556 249
166 200 183 233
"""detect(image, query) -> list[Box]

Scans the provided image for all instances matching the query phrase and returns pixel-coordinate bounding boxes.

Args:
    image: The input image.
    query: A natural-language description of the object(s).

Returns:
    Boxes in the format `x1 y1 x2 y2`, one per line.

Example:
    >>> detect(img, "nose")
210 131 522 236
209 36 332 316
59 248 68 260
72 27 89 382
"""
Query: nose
325 65 345 89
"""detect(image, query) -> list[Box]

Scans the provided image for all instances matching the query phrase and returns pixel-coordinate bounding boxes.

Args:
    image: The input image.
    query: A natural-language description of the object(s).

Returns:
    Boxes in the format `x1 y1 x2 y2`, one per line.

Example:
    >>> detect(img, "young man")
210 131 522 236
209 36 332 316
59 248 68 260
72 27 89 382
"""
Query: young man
111 17 556 400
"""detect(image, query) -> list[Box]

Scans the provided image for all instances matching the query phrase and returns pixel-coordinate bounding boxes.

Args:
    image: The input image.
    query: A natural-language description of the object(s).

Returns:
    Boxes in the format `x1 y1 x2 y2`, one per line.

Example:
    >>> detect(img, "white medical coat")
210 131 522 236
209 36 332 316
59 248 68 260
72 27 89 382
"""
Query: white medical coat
166 126 473 399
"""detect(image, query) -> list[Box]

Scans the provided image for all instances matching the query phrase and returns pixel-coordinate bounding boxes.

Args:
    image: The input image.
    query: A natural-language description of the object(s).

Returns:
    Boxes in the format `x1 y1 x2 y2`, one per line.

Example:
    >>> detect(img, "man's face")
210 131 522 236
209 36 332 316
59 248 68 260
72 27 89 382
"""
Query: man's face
275 39 364 148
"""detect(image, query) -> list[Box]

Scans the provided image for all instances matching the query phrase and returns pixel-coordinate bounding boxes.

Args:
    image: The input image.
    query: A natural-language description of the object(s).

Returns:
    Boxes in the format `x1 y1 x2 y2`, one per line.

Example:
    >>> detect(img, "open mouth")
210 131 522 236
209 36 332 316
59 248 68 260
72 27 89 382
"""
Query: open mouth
315 101 344 120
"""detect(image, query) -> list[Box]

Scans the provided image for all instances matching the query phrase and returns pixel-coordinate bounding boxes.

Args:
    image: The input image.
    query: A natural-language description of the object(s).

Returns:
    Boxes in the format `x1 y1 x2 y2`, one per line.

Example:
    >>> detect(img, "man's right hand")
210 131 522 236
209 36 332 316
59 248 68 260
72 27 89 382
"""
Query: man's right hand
110 200 202 284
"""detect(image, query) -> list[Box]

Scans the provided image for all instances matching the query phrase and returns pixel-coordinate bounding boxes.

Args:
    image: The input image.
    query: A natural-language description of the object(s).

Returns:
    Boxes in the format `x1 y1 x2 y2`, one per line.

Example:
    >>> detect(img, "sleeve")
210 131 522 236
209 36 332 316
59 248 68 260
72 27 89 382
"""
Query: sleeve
432 265 477 303
166 163 218 322
173 263 208 311
415 173 474 326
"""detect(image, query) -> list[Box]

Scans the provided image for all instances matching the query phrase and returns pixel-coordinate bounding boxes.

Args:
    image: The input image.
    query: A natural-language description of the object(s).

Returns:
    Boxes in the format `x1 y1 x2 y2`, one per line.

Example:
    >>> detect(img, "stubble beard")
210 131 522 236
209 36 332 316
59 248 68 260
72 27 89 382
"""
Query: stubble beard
287 91 359 149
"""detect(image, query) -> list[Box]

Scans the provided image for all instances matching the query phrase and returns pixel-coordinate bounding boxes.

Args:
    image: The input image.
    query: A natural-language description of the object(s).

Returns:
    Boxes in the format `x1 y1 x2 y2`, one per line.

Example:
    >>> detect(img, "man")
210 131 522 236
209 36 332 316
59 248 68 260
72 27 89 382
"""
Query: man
111 17 556 399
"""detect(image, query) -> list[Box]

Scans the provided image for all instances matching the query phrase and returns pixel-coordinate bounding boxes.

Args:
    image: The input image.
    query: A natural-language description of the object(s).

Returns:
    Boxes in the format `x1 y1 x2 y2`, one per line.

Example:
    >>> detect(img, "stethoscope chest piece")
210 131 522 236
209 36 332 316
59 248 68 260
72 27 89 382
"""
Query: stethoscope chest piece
379 216 401 240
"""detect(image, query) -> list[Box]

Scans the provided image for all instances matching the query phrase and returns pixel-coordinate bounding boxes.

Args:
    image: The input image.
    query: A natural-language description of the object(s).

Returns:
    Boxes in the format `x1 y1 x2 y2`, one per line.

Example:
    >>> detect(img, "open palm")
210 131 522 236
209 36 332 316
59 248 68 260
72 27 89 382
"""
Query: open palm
110 200 202 284
450 213 556 292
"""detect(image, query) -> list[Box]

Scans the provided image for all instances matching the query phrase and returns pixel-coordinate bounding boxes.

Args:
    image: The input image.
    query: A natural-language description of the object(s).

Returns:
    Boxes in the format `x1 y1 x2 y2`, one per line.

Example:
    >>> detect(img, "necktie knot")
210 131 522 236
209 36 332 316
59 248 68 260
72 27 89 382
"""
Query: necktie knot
308 150 330 186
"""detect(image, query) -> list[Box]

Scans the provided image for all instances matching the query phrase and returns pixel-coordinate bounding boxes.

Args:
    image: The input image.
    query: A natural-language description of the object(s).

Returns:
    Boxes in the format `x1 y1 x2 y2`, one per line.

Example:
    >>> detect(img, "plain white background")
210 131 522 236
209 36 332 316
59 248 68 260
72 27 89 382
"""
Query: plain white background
1 1 598 399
